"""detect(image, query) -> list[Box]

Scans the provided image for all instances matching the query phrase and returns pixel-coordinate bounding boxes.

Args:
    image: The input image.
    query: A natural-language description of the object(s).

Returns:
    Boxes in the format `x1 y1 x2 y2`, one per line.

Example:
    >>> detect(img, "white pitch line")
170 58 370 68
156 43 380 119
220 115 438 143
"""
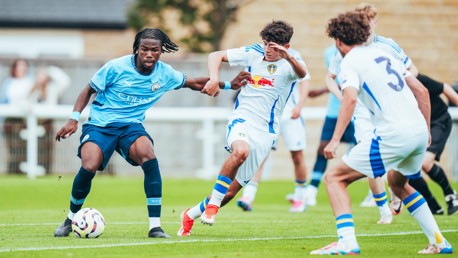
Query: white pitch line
1 229 456 253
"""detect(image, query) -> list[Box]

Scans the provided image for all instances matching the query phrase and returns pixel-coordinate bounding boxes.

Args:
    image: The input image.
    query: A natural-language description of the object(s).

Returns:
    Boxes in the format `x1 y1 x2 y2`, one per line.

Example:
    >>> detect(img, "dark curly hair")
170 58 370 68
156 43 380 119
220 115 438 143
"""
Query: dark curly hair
260 20 294 45
326 11 370 46
133 28 179 54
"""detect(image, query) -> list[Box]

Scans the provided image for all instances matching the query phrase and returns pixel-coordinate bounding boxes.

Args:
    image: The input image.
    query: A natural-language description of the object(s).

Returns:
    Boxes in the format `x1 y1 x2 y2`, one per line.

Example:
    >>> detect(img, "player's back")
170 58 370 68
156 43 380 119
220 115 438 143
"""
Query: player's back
339 46 427 136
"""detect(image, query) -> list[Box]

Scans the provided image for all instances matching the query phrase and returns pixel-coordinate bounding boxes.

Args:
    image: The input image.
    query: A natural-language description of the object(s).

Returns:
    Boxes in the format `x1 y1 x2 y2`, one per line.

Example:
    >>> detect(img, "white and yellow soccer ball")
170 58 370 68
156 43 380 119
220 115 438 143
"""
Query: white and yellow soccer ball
72 208 106 238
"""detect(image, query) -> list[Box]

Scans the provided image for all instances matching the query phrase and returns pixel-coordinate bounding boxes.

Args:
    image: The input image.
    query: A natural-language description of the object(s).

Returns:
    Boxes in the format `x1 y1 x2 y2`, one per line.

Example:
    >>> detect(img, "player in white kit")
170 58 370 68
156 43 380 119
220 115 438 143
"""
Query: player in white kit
310 11 453 255
236 49 311 213
178 20 307 236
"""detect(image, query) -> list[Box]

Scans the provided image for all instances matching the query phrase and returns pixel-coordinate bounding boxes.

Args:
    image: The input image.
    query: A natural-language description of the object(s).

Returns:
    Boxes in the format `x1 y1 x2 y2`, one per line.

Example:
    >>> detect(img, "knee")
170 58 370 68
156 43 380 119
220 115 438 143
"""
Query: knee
81 162 99 173
323 172 335 187
231 146 249 164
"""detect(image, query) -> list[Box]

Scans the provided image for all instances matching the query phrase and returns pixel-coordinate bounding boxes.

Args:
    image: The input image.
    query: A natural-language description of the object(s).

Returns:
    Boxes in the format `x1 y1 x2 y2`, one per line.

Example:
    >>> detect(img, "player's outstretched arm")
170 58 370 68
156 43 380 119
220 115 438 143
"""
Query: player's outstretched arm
184 71 250 92
55 84 95 141
325 71 343 101
201 50 229 97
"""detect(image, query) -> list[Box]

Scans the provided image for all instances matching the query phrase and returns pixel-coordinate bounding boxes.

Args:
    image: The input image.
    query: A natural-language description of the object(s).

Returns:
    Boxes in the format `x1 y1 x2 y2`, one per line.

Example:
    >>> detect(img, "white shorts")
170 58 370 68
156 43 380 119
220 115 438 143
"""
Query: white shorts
343 130 428 178
226 120 276 186
278 116 306 151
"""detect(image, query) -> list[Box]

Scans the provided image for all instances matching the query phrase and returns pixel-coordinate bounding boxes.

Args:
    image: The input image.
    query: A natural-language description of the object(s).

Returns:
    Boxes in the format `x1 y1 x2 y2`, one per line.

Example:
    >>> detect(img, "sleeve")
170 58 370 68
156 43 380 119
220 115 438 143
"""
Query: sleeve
338 60 360 91
89 61 117 92
377 36 412 69
163 63 186 90
227 44 262 67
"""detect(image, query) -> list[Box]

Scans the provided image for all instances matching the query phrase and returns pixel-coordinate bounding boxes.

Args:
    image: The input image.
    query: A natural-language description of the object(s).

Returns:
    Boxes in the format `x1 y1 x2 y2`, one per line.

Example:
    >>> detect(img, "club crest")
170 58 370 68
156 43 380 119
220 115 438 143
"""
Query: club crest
152 83 161 91
267 64 277 74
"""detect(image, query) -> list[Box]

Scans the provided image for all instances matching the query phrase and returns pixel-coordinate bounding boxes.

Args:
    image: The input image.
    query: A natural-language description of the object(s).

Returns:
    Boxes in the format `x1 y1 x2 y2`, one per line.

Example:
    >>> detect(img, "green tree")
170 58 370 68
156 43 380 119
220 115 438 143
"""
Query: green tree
128 0 252 52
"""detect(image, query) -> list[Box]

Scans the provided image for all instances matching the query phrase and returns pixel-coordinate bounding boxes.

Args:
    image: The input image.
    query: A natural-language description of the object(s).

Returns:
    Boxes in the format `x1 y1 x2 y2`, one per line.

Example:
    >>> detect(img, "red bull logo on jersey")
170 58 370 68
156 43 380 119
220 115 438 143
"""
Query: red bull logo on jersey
247 75 275 89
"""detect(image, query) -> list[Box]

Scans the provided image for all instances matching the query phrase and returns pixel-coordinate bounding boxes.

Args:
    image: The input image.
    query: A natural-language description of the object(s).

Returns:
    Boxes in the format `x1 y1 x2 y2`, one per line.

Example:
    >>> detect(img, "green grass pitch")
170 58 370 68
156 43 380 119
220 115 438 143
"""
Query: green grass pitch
0 175 457 257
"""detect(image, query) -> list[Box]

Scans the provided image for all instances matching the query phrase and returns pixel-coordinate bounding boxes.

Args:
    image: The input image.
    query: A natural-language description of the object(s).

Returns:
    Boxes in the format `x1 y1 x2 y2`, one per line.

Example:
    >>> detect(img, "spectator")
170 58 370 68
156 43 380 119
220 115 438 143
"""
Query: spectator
0 59 33 174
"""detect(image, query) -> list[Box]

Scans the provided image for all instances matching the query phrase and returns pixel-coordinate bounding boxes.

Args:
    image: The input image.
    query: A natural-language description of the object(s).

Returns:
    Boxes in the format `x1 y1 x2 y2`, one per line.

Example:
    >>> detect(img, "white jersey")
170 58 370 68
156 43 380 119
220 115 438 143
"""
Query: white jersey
328 34 413 141
228 44 305 134
338 45 427 136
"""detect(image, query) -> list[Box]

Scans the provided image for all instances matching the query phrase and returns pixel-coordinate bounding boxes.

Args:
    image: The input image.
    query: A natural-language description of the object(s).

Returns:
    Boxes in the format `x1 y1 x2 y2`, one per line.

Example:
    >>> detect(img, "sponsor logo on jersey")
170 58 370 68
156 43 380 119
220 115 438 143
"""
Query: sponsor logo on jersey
247 75 275 89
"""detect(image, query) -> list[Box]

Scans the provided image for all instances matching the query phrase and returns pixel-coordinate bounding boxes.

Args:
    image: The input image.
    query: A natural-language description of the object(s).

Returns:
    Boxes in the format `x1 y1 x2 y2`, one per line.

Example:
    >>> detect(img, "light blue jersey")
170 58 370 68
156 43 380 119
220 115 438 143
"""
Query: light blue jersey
88 55 185 126
324 45 341 118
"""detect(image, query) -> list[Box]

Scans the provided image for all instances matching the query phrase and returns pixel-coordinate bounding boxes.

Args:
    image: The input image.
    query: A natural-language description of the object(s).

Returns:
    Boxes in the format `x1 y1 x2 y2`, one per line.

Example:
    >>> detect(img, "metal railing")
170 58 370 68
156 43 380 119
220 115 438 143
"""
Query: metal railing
1 104 456 181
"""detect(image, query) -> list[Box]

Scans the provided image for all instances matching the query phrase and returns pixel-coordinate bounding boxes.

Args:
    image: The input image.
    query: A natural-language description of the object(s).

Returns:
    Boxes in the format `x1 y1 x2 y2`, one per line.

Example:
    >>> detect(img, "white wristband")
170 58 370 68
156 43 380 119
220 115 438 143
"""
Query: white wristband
70 111 81 122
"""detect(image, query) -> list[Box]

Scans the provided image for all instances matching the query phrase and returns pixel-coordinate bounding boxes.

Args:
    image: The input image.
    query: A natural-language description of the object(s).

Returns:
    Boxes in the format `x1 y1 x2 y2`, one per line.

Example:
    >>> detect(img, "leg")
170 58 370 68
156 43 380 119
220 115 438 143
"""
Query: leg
368 177 392 224
289 150 307 212
388 171 453 254
54 142 102 237
129 136 170 238
237 156 267 212
310 162 364 255
422 151 458 215
409 177 444 215
306 141 328 206
200 140 249 225
178 180 243 236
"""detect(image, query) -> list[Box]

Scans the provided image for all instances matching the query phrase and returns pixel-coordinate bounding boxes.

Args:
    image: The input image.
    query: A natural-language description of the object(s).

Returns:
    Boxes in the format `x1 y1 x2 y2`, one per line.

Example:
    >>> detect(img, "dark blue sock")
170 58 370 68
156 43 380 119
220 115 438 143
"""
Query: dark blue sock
142 159 162 218
310 154 327 188
70 167 96 213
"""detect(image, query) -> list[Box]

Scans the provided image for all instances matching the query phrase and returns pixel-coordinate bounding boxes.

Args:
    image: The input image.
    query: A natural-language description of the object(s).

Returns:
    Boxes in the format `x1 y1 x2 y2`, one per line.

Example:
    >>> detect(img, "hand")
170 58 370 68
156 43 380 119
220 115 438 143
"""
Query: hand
201 80 220 97
55 120 78 141
323 140 340 159
230 71 251 90
266 42 288 58
290 106 301 119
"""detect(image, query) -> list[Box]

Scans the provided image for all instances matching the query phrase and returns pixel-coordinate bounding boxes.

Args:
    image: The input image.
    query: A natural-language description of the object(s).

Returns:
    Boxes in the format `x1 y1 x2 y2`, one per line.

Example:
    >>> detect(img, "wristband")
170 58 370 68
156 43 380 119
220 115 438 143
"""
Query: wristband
223 81 231 90
69 111 81 122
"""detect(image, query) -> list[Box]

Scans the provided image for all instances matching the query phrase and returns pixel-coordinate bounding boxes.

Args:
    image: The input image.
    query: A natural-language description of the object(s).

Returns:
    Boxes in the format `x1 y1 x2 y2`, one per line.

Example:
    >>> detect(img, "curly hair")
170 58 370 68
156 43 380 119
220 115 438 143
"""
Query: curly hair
260 20 294 45
133 28 179 54
326 11 371 46
354 3 377 20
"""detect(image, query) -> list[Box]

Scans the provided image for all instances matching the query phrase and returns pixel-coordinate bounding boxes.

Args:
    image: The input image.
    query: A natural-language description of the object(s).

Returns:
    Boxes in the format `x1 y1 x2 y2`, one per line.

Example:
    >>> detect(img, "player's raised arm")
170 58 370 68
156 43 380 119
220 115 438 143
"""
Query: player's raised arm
55 84 95 141
201 50 229 97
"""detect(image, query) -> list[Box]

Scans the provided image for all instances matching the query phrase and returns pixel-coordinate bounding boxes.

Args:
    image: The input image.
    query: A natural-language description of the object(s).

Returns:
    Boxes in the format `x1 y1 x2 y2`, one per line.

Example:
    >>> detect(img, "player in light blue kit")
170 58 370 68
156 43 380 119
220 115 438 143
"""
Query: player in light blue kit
53 28 247 238
310 11 453 255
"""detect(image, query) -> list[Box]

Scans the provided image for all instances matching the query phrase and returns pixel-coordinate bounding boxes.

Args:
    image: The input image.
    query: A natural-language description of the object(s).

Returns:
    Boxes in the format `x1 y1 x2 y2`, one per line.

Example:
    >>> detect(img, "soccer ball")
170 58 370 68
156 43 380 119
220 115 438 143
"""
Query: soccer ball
71 208 106 238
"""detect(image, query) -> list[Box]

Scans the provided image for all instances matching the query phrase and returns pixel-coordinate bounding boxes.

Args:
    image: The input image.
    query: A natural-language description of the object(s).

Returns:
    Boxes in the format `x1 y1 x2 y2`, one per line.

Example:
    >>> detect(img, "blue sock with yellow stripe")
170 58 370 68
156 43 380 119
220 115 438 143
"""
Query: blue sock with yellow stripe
208 175 232 207
336 214 357 245
373 191 391 216
403 191 443 244
187 197 210 219
142 159 162 228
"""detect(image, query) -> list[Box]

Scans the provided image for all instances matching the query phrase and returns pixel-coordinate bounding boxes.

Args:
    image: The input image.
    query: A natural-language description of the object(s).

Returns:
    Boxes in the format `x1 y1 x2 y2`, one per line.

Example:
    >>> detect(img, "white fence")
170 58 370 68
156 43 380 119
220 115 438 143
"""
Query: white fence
1 104 457 181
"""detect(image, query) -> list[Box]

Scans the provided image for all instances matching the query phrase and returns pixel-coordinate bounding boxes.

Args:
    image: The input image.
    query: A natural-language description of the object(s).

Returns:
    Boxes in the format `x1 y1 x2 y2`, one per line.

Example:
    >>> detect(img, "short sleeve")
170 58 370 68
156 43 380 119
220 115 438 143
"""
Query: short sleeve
89 61 117 92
